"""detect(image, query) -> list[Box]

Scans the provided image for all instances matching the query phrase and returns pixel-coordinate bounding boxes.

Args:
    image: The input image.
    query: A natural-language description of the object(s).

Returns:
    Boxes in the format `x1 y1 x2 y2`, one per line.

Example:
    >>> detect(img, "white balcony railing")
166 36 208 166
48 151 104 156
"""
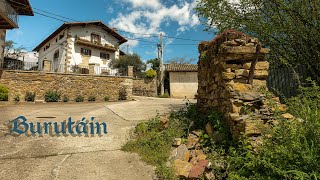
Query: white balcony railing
0 0 18 27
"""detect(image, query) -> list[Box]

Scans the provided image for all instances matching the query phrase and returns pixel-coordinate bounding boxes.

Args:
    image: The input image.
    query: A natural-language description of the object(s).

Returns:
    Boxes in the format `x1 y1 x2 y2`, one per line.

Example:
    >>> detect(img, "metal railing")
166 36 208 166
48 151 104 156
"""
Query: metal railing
0 0 18 27
0 60 38 71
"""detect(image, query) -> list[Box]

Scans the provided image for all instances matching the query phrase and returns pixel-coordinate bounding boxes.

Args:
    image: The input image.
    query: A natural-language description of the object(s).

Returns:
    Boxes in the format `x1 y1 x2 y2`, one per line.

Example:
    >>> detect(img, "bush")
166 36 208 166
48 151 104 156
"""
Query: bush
88 95 96 102
145 69 157 78
118 86 127 100
44 90 61 102
74 95 84 102
25 92 35 102
13 95 20 102
104 96 110 101
158 91 170 98
227 81 320 179
63 96 69 102
0 85 8 101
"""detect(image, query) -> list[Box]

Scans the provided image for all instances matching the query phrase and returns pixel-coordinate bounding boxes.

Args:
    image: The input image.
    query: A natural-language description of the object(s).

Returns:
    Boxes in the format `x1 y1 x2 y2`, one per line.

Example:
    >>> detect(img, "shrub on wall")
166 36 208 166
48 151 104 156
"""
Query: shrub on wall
145 69 157 79
88 95 96 102
13 95 20 102
104 96 110 101
44 90 61 102
0 85 8 101
74 95 84 102
119 86 128 100
63 96 69 102
25 92 36 102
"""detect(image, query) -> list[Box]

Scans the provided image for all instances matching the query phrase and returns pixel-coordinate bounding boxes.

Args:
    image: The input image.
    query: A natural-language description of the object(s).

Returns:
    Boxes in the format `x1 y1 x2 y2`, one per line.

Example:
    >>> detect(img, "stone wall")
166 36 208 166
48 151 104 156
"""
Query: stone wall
197 30 282 139
132 78 156 97
0 70 133 102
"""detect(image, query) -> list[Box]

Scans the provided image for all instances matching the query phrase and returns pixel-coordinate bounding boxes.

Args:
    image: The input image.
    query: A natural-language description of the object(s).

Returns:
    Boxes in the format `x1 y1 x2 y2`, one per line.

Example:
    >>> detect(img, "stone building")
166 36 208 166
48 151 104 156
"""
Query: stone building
0 0 34 62
33 21 127 75
165 64 198 99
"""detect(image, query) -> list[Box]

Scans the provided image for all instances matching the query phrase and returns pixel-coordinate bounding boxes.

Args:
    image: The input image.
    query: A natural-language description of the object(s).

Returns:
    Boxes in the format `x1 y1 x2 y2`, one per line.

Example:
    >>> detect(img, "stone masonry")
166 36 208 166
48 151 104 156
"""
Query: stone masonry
0 29 6 62
132 78 156 97
197 30 284 139
0 70 133 102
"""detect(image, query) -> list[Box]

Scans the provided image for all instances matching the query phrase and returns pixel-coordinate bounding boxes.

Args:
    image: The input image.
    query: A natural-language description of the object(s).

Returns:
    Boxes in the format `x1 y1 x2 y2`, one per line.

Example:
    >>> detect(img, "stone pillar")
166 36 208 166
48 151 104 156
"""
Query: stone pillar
128 66 134 77
43 58 52 72
89 63 96 75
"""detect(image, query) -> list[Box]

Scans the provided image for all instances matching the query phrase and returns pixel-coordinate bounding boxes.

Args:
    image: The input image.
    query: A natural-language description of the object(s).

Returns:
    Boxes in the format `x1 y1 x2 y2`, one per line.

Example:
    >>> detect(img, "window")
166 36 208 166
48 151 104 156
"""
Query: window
54 50 59 60
59 33 64 40
81 48 92 56
100 52 110 60
91 33 101 44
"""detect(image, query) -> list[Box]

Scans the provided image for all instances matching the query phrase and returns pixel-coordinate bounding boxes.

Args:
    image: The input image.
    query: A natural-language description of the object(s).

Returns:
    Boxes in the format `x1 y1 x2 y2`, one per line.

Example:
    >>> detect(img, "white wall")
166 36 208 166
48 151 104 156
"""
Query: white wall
169 71 198 99
38 29 67 72
69 25 120 69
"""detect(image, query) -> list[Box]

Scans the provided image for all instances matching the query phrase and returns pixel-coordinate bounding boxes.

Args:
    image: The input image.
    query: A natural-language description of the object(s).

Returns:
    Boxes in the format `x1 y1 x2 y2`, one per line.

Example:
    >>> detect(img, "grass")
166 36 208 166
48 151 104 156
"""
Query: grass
122 116 189 179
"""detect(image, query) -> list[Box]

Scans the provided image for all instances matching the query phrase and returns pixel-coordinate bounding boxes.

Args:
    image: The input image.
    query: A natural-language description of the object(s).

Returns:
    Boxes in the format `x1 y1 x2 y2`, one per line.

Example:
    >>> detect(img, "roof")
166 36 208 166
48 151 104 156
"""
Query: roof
8 0 34 16
165 64 198 72
33 21 128 51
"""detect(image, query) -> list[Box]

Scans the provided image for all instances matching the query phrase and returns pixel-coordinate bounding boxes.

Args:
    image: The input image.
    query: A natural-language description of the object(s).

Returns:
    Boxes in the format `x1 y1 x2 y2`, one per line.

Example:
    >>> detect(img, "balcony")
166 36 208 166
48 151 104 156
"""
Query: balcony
0 0 18 29
75 36 118 52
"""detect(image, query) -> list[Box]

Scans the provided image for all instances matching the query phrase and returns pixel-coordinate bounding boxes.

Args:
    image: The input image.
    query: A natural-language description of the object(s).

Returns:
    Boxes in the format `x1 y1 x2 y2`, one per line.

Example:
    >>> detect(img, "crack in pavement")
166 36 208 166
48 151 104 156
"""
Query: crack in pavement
52 154 72 180
0 148 122 160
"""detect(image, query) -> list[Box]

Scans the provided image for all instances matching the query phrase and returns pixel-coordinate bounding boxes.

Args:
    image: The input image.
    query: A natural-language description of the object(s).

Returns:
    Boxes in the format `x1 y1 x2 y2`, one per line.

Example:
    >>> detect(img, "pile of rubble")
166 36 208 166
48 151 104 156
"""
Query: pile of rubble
167 131 215 179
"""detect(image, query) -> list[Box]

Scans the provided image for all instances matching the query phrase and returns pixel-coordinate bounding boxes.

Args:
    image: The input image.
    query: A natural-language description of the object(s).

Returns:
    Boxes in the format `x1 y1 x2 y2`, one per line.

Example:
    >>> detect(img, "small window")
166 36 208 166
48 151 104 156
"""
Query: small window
91 33 101 44
100 52 110 60
81 48 92 56
56 38 58 42
54 50 59 60
59 33 64 40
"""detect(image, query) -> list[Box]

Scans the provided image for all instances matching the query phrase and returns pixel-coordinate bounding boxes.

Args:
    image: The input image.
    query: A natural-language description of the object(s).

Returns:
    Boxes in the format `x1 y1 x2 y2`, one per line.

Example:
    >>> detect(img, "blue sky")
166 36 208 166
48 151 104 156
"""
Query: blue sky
7 0 215 63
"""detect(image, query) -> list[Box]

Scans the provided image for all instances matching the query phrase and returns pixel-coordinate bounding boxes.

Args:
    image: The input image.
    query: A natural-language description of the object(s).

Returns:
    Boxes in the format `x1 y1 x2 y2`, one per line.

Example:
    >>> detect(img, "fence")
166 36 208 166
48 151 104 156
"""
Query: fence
0 60 128 76
267 65 310 100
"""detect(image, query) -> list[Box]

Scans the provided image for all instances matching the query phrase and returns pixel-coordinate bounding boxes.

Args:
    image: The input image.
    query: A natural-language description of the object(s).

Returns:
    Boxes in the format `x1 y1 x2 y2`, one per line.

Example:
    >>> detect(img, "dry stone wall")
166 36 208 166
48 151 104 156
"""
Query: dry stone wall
0 70 133 102
197 30 284 139
132 78 156 97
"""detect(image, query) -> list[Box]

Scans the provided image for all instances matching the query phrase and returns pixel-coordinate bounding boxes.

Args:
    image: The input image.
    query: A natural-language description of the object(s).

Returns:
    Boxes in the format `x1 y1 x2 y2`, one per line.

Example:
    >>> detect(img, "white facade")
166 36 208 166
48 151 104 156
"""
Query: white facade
37 23 123 74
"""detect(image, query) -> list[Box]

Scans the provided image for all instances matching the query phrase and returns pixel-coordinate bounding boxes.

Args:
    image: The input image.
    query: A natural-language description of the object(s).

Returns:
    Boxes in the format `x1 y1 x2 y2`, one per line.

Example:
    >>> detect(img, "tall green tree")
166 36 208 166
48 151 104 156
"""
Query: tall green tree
111 53 145 73
196 0 320 82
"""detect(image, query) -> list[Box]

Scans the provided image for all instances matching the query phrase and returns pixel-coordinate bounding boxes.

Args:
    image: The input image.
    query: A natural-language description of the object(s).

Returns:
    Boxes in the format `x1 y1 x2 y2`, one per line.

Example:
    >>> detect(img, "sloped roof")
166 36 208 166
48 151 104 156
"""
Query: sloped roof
33 21 127 51
8 0 34 16
165 64 198 72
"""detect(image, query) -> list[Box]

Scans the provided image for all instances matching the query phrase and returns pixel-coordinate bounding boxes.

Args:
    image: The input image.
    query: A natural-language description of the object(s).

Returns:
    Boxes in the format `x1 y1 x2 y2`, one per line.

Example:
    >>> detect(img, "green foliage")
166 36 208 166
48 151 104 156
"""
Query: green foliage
104 96 110 101
74 95 84 102
111 53 146 74
118 86 127 100
145 69 157 78
123 116 187 180
158 91 170 98
63 96 69 102
25 91 35 102
196 0 320 82
13 95 20 102
0 85 8 101
227 81 320 179
44 90 61 102
88 95 96 102
147 58 160 71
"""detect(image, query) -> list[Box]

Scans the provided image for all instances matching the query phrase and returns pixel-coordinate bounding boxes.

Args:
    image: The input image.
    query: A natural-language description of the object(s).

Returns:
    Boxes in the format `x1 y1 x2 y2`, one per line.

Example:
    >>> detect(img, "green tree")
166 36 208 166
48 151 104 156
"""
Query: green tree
111 53 146 74
147 58 160 71
196 0 320 82
5 40 25 59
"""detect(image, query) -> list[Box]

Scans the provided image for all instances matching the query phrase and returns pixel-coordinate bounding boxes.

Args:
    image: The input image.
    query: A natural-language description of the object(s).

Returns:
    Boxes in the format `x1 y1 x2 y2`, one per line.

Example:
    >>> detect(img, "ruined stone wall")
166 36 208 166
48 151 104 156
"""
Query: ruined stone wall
197 30 277 138
0 70 133 102
132 78 156 97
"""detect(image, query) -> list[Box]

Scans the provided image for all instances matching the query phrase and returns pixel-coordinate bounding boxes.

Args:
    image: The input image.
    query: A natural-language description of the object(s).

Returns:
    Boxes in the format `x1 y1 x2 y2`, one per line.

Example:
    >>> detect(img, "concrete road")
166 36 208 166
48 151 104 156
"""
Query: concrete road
0 96 193 180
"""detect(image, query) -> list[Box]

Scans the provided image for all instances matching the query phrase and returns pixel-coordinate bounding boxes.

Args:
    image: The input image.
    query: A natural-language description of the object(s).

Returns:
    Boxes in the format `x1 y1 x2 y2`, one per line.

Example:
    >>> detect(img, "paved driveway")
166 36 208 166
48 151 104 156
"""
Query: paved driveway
0 96 193 180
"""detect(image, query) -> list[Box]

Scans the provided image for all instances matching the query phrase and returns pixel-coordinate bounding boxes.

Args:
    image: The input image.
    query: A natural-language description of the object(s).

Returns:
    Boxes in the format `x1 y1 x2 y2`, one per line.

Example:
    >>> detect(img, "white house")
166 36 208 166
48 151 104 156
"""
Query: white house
0 0 33 63
33 21 127 75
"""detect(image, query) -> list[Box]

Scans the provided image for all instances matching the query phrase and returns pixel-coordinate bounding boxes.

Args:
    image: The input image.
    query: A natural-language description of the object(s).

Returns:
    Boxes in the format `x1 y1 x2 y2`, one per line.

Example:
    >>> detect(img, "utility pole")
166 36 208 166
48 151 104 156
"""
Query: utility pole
127 45 129 54
159 33 164 95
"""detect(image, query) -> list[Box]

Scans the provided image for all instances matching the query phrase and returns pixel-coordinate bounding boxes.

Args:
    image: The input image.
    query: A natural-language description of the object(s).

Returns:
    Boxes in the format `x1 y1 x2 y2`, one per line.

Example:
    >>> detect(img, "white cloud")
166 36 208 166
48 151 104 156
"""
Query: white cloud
109 0 200 47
